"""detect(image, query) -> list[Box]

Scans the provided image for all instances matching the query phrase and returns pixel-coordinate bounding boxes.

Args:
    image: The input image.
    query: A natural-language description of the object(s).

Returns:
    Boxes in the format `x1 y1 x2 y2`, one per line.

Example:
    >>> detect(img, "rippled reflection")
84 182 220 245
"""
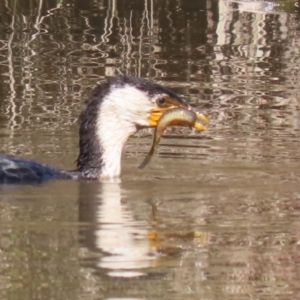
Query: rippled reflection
79 182 158 278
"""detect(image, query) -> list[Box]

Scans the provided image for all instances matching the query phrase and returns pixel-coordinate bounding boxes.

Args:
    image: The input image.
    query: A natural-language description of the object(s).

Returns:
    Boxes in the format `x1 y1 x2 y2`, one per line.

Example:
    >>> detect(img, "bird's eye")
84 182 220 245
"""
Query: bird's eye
156 97 167 107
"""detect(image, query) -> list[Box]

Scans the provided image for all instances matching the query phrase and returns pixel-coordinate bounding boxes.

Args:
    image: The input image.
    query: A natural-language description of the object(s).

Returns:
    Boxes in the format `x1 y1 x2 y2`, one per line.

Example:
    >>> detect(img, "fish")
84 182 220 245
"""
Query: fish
138 107 209 169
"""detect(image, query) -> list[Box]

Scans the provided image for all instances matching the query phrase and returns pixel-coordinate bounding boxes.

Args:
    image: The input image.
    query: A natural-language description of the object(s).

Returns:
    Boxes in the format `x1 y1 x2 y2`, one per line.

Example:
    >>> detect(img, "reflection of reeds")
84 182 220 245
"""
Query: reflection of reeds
6 0 17 131
1 0 300 146
0 0 164 135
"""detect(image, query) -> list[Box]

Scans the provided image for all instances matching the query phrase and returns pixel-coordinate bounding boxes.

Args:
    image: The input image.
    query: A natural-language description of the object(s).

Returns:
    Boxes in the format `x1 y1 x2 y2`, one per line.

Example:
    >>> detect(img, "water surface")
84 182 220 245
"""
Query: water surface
1 0 300 299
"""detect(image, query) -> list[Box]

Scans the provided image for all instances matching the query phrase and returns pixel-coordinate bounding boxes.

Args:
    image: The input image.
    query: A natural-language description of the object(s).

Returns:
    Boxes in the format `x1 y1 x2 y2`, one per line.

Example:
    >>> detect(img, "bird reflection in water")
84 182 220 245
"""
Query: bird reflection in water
79 182 158 278
79 181 211 278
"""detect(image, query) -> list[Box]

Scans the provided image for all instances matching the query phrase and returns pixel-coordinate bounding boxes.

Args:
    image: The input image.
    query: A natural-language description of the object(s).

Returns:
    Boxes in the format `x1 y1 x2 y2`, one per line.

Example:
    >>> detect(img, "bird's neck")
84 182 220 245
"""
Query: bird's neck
76 90 139 180
95 109 136 179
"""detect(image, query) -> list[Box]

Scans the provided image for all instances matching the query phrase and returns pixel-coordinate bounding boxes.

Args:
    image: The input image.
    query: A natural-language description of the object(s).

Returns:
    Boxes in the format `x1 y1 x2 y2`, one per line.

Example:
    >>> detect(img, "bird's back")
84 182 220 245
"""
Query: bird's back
0 154 74 184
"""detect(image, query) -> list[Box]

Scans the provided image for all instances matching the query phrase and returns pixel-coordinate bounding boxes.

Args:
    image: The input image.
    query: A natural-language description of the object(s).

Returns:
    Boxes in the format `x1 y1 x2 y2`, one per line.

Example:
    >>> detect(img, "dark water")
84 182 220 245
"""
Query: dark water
1 0 300 299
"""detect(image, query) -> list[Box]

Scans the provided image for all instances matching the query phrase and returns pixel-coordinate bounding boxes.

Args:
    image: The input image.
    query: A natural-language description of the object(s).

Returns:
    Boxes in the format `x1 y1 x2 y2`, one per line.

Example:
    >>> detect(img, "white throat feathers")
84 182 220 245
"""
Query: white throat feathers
96 85 153 178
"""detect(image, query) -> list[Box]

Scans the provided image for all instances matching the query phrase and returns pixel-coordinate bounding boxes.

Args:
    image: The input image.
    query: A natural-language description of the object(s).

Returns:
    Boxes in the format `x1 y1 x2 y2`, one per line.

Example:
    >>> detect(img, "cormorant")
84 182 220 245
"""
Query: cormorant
0 75 208 184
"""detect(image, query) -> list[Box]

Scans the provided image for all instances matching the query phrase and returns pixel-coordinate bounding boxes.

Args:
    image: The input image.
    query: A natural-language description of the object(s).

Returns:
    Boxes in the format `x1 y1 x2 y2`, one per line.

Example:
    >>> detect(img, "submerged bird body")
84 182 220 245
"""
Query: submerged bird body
0 75 208 184
0 154 75 184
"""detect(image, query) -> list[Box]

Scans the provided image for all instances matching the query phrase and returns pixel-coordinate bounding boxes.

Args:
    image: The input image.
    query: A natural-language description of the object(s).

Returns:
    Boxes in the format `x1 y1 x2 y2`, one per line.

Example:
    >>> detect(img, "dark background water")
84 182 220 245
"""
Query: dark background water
1 0 300 299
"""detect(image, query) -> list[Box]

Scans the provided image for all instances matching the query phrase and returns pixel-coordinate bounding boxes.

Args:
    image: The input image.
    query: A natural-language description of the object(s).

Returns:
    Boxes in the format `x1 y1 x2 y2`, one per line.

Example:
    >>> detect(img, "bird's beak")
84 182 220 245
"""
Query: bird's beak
148 106 209 130
191 108 210 131
148 107 172 126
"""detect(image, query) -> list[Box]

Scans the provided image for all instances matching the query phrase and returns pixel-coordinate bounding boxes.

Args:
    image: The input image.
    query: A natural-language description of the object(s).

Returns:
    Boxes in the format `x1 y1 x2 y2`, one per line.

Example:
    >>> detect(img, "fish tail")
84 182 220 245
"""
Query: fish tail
138 154 152 169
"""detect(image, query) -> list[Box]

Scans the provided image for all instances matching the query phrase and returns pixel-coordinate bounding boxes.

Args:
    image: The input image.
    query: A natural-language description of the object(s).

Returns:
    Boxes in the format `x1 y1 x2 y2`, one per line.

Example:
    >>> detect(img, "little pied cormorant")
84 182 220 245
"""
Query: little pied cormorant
0 75 208 184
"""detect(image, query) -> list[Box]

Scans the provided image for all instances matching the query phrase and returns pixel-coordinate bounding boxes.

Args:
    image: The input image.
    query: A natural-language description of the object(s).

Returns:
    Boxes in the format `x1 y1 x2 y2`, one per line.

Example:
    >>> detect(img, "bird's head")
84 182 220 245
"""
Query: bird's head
98 75 208 131
77 75 208 179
